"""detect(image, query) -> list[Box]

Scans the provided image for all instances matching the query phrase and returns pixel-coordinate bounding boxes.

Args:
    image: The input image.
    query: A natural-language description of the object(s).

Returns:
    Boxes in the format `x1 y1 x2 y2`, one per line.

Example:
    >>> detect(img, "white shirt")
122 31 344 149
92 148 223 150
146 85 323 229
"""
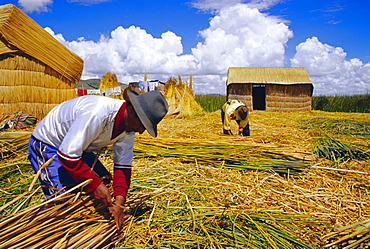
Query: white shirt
222 100 249 130
32 95 135 166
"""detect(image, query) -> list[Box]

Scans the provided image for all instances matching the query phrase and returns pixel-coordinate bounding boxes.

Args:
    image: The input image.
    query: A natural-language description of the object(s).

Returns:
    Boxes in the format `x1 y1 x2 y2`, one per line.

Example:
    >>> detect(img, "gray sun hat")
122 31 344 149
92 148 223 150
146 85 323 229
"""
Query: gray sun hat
126 90 168 137
235 105 249 121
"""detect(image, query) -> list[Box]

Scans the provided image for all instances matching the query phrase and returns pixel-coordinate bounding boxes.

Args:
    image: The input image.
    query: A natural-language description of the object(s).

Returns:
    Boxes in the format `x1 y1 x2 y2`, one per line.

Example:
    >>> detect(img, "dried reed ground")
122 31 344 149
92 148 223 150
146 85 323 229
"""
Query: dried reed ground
99 110 369 247
1 110 369 248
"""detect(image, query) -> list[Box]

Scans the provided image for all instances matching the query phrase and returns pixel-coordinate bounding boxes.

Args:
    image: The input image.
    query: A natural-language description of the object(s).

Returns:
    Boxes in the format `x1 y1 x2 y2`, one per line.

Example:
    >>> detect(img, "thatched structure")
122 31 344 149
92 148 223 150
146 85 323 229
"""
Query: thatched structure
0 4 83 118
227 67 313 112
99 72 123 99
165 76 204 117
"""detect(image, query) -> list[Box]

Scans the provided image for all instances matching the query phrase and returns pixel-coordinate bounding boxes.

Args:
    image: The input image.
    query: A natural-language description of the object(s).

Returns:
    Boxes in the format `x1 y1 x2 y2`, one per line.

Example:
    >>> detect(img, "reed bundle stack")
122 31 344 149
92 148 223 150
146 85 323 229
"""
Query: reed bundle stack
0 179 155 248
0 4 83 119
164 76 204 117
99 72 123 99
227 67 313 112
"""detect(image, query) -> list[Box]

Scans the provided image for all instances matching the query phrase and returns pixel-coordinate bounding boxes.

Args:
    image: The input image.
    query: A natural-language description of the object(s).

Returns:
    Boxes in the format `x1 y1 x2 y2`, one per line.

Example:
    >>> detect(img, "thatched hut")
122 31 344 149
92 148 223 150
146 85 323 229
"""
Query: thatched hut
226 67 313 111
0 4 83 118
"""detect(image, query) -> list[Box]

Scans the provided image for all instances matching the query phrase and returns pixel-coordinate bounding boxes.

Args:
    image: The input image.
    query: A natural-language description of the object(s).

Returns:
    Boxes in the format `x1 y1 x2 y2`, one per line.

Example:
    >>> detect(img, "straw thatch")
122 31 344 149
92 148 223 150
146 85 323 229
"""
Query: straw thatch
0 4 83 119
99 72 123 99
227 67 313 112
164 76 204 117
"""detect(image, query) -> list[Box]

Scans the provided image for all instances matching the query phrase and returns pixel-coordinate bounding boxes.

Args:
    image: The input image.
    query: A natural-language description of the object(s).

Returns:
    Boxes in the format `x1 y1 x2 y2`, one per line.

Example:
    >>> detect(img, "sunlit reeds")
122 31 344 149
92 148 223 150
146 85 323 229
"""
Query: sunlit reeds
0 109 369 248
313 94 370 113
0 4 83 118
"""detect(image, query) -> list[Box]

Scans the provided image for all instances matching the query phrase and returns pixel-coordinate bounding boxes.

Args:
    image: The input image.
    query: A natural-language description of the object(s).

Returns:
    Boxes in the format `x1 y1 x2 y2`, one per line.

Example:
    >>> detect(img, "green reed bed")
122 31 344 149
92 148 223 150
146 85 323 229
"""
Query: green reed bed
120 210 320 248
134 137 309 175
302 118 370 136
195 94 226 113
300 118 370 163
312 94 370 113
313 135 370 161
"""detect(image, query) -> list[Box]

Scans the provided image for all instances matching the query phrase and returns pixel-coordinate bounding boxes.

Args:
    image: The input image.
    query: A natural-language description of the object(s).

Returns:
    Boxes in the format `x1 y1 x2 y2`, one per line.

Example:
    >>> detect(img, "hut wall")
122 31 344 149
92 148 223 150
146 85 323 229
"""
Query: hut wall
265 84 312 111
227 83 312 112
0 52 77 118
227 83 252 108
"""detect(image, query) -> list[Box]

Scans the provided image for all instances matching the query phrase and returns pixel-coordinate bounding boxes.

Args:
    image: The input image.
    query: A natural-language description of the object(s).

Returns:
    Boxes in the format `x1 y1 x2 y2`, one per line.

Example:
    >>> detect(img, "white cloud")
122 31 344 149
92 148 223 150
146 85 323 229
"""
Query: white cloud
291 37 370 95
18 0 53 13
67 0 112 5
39 2 370 96
17 0 110 13
192 4 292 74
50 25 197 80
191 0 243 12
17 1 369 96
190 0 285 12
47 4 292 95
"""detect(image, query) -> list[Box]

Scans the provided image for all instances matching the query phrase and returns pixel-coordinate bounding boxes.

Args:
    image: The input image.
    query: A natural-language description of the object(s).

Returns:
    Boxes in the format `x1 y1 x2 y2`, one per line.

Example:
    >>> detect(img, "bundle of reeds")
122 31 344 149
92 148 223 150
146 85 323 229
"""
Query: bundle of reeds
99 72 123 99
0 4 83 82
0 179 159 249
0 4 83 118
303 118 370 136
313 135 370 161
323 219 370 248
0 131 30 159
301 118 370 162
134 136 309 175
164 76 204 117
1 147 322 248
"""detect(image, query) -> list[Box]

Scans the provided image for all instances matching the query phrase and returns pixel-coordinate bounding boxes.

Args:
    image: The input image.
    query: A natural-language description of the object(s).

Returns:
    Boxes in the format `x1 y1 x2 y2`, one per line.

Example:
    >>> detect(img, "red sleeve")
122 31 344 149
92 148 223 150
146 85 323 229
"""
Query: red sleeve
58 150 102 192
113 167 131 198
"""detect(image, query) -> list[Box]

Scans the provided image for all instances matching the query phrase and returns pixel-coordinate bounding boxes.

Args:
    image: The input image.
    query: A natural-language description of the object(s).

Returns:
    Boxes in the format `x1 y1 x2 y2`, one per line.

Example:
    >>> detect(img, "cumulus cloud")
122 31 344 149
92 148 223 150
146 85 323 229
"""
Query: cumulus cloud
192 4 292 74
18 0 53 13
291 37 370 95
40 1 369 96
47 4 292 94
48 25 197 80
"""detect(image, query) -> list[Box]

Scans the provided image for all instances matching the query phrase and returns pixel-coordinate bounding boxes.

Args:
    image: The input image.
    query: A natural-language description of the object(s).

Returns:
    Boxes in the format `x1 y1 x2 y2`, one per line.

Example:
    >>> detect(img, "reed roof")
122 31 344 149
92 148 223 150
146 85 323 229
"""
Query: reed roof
0 4 83 82
227 67 312 86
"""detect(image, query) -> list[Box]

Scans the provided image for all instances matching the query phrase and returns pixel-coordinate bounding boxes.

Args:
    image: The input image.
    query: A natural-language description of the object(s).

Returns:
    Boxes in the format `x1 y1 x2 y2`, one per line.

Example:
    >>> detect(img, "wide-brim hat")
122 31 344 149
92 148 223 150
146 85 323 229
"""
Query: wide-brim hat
126 90 168 137
235 105 249 121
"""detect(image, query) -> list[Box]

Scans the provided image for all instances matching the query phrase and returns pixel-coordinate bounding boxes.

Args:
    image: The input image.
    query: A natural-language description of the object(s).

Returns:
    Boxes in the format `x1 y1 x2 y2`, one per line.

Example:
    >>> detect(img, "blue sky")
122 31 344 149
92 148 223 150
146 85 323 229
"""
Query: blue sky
2 0 370 95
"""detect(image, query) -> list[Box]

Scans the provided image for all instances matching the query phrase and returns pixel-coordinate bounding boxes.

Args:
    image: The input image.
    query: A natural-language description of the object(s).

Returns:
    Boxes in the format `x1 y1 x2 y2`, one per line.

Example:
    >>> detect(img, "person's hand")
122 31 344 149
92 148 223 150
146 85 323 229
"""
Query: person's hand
109 195 126 230
238 128 244 135
93 182 112 208
109 205 124 230
223 129 233 135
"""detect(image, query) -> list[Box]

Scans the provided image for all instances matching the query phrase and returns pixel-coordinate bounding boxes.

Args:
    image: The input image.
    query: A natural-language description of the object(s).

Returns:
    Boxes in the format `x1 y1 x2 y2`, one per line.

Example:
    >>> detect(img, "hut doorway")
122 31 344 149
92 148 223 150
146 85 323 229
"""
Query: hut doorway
252 84 266 110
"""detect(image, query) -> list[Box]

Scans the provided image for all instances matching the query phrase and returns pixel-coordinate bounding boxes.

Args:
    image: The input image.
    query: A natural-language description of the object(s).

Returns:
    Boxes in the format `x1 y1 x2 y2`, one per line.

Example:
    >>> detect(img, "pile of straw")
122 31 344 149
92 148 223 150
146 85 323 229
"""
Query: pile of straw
0 179 156 248
99 72 123 99
164 76 204 117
